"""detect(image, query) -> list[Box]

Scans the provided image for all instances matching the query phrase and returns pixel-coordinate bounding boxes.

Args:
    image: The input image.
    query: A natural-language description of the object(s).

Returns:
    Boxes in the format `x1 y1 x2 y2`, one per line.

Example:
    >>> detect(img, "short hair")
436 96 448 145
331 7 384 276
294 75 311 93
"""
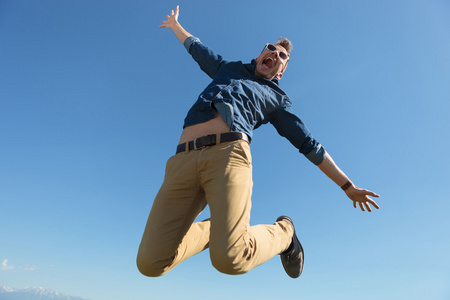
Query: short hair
276 37 293 54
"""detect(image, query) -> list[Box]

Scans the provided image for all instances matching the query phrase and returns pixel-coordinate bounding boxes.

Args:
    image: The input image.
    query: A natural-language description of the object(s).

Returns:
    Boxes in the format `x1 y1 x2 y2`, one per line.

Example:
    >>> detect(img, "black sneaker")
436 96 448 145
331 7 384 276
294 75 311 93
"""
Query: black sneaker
276 216 304 278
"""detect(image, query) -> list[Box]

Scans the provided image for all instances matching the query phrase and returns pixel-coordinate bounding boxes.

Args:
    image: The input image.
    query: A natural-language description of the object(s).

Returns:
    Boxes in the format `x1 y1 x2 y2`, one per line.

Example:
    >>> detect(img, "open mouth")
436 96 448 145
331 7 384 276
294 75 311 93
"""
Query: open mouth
262 57 275 69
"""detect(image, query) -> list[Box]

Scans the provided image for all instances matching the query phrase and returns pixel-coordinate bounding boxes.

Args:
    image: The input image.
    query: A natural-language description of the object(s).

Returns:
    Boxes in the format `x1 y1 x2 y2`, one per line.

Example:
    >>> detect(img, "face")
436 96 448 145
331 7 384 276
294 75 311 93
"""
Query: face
255 44 290 80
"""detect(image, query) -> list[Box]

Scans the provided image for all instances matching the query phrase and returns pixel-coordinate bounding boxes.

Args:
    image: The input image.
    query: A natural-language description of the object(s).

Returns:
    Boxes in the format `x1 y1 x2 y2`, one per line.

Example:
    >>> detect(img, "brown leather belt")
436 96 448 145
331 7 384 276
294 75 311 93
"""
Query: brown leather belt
176 132 250 154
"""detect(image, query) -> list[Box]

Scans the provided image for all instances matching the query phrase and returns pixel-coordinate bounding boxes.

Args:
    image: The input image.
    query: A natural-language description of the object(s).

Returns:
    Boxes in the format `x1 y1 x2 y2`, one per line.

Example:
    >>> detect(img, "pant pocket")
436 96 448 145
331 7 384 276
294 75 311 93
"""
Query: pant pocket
235 140 252 166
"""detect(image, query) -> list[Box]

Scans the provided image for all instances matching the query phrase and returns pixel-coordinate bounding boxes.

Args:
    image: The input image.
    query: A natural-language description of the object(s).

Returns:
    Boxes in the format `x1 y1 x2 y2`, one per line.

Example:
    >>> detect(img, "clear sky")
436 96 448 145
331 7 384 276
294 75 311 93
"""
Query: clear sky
1 1 449 299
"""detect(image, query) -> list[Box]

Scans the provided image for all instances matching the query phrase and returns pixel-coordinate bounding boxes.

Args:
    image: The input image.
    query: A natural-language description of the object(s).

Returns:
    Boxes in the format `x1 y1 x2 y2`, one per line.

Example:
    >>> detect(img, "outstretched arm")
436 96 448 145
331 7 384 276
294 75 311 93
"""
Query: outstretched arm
159 6 192 45
318 152 380 212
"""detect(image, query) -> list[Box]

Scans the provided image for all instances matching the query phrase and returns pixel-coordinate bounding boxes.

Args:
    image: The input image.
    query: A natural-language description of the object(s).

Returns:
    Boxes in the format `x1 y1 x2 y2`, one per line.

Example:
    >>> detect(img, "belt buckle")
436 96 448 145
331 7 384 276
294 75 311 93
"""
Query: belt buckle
193 136 206 150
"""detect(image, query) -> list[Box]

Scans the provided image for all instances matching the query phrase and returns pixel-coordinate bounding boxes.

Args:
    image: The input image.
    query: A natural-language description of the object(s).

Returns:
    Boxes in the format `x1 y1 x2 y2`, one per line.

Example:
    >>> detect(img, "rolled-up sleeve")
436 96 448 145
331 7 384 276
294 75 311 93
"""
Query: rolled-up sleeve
270 102 326 165
183 36 201 53
305 144 326 165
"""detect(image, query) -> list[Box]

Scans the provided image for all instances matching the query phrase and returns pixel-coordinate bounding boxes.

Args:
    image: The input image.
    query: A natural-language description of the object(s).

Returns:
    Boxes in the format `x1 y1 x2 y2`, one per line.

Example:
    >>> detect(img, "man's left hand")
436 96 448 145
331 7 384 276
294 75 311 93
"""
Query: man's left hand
345 186 380 212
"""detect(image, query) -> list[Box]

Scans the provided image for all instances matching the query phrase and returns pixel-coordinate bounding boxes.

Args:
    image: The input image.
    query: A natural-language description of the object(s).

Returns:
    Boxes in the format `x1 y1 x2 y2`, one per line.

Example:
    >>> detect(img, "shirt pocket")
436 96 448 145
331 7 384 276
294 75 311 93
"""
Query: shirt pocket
214 79 243 101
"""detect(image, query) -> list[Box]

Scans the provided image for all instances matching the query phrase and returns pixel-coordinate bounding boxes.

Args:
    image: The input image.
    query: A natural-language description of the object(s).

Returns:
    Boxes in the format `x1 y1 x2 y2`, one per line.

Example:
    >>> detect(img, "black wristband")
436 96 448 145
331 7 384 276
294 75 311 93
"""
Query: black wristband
341 181 353 191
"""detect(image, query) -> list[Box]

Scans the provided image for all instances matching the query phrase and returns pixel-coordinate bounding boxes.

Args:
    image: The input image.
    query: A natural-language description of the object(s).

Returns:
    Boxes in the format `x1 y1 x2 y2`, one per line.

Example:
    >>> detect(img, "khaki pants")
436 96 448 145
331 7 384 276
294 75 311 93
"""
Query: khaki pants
136 139 293 276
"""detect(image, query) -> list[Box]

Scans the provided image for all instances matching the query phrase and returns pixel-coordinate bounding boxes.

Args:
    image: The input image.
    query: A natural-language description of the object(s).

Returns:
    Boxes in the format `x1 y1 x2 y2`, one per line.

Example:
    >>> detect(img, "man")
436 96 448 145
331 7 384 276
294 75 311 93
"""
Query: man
137 6 380 279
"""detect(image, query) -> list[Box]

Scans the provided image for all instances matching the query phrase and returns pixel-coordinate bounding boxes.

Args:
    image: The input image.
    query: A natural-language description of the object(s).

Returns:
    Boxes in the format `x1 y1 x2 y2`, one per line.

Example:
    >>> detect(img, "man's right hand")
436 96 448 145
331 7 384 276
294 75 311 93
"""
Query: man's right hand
159 5 180 30
158 5 192 45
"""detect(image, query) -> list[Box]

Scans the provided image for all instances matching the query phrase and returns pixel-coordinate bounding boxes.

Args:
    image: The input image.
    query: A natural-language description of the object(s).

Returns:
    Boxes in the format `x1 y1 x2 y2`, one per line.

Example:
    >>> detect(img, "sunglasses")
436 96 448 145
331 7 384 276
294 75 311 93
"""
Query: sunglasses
262 43 290 61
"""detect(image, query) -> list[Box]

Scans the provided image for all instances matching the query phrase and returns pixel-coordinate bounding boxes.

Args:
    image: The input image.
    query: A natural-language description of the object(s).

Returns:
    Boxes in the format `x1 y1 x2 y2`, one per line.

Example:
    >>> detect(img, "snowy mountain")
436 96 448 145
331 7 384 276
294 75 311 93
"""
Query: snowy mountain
0 285 89 300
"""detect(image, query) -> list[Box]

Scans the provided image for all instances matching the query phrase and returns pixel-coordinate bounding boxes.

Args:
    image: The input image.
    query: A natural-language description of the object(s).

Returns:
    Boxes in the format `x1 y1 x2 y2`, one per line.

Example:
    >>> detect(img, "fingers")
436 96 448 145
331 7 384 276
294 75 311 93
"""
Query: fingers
349 187 381 212
362 189 380 198
354 200 370 212
353 198 380 212
159 21 169 28
364 201 372 212
368 199 380 210
359 201 365 212
367 191 380 198
170 5 179 18
159 6 179 28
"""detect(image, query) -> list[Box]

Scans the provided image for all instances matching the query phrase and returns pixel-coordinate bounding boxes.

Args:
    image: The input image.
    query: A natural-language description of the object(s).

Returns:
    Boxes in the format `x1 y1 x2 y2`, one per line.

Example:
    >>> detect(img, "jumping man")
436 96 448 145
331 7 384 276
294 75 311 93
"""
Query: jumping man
137 6 380 279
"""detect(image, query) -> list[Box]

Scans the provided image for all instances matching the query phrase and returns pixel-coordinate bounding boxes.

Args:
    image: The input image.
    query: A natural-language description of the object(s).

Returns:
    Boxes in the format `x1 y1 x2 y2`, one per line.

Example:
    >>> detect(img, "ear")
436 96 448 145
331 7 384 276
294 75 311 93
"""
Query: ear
275 73 283 80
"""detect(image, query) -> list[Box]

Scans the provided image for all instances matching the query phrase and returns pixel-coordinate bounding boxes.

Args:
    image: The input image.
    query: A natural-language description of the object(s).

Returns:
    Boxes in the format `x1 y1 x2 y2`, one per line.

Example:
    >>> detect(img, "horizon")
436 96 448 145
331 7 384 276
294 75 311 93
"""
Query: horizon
0 284 88 300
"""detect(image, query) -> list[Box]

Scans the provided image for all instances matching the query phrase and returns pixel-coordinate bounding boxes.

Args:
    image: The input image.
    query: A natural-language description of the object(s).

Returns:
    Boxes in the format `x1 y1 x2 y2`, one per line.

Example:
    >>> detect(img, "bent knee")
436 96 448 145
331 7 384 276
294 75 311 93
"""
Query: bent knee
136 253 172 277
210 251 250 275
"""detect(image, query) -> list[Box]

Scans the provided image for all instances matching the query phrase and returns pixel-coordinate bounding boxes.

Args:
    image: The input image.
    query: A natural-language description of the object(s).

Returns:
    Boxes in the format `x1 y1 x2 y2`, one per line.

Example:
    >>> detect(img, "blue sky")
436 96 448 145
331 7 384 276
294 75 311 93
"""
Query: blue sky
1 0 449 299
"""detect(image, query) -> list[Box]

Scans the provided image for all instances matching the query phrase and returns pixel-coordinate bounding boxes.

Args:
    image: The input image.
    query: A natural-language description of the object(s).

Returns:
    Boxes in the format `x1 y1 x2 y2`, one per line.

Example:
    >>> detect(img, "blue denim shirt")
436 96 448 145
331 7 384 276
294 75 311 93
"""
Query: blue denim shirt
183 36 325 165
